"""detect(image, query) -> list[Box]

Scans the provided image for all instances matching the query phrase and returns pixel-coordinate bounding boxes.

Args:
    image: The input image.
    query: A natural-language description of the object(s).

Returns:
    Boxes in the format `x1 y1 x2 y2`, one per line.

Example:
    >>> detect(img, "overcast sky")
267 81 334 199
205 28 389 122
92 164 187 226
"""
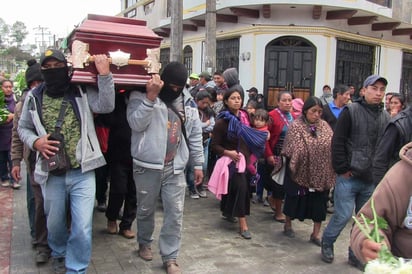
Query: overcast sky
0 0 121 44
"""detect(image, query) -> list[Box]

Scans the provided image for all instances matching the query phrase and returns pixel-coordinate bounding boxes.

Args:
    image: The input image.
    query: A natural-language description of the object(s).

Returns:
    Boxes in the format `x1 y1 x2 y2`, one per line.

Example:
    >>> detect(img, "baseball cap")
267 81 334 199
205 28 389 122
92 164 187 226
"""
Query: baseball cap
40 49 67 66
189 73 199 80
199 71 211 81
363 75 388 88
247 87 258 93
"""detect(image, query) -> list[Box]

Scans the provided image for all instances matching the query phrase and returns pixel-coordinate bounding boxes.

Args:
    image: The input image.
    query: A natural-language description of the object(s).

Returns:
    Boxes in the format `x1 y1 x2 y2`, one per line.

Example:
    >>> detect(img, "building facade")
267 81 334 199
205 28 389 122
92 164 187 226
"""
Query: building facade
119 0 412 108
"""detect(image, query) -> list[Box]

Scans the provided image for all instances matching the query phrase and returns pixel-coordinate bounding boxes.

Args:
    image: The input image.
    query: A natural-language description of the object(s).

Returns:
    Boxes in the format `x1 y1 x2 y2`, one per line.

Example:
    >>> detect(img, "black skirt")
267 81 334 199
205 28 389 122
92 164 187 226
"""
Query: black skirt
220 172 250 217
283 189 329 222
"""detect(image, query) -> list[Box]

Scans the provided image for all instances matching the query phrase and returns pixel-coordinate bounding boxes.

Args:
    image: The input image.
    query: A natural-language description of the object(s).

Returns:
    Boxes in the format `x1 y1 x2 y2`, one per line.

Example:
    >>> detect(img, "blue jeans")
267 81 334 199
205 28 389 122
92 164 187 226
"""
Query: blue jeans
322 175 375 245
133 162 186 262
42 169 95 274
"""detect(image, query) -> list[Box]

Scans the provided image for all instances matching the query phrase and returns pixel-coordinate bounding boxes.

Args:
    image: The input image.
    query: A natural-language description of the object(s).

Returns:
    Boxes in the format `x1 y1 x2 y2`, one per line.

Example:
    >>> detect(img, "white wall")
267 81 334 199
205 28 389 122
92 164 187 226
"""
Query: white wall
379 47 403 93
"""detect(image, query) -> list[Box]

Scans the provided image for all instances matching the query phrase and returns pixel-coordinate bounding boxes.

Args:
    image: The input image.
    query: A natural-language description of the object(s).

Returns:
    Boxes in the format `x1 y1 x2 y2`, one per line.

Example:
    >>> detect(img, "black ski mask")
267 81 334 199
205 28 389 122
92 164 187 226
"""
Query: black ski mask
41 66 71 98
159 62 188 103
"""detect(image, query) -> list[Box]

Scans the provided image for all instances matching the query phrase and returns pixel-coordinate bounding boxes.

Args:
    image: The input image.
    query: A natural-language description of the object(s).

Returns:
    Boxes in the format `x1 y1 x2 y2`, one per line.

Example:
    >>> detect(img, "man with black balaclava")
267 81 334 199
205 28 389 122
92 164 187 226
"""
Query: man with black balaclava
18 48 115 274
127 61 204 274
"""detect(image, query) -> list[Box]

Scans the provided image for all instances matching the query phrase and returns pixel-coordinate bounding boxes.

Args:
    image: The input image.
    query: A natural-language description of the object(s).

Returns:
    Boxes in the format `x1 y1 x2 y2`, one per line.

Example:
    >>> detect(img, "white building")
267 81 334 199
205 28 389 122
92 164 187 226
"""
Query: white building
119 0 412 108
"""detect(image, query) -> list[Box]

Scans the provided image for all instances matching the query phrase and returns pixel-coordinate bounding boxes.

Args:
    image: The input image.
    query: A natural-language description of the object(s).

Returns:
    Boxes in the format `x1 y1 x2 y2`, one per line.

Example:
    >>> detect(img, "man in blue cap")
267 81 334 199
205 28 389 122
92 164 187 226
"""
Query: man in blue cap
321 74 390 269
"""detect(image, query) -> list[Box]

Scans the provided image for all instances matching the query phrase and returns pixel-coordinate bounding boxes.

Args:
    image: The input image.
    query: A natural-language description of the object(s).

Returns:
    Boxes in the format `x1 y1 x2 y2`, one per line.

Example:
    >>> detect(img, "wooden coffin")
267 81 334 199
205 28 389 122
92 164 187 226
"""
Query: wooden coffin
67 14 162 87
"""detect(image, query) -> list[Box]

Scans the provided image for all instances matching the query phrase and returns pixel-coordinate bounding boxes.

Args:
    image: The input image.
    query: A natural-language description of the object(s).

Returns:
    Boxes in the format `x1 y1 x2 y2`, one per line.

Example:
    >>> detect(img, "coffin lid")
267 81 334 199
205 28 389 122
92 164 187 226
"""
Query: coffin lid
69 14 162 41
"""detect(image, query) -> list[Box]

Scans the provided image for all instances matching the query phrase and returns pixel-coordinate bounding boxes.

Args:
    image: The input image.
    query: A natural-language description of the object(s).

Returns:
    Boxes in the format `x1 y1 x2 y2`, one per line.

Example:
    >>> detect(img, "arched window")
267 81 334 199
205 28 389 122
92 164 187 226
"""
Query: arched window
183 46 193 75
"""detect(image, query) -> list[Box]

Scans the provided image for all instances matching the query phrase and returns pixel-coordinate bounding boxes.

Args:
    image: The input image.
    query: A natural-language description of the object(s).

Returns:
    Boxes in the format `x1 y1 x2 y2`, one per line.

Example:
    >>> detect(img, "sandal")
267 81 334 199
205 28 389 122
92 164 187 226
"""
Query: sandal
283 228 295 238
239 230 252 239
274 216 286 223
310 235 321 246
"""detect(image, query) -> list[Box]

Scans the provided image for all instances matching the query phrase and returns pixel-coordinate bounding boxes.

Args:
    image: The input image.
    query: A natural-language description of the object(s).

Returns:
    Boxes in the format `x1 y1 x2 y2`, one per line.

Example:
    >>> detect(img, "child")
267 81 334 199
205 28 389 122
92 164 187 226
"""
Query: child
248 109 270 199
186 90 215 198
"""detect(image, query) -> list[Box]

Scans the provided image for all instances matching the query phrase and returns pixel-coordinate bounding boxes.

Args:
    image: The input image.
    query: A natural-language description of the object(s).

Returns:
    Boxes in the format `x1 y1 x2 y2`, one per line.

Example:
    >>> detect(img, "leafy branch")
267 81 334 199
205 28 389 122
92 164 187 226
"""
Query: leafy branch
352 199 398 266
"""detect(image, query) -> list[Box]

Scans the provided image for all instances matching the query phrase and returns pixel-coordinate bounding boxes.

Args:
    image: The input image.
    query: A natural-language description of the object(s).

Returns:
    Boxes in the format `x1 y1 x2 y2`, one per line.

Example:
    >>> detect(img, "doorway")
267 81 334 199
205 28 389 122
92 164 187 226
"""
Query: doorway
264 36 316 109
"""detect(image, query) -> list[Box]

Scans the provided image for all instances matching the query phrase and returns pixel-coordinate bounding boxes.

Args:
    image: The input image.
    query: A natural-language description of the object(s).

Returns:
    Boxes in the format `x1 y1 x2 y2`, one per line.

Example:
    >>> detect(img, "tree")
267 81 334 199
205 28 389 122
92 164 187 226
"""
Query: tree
10 21 28 46
0 18 10 48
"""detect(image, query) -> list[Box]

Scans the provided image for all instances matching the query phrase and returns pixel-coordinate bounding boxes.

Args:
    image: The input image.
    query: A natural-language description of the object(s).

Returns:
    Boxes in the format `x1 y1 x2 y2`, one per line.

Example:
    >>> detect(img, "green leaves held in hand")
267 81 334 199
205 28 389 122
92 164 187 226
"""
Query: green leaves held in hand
0 91 10 124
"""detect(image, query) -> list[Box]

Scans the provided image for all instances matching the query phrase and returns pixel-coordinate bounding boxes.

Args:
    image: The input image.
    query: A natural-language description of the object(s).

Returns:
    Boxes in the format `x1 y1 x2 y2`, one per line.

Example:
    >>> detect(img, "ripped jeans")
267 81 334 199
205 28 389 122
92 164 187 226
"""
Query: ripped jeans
133 161 186 262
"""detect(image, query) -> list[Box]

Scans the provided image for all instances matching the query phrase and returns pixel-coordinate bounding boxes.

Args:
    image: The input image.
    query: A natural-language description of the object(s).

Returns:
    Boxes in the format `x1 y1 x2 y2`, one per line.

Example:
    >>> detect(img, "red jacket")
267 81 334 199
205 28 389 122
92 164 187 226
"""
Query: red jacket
265 108 296 158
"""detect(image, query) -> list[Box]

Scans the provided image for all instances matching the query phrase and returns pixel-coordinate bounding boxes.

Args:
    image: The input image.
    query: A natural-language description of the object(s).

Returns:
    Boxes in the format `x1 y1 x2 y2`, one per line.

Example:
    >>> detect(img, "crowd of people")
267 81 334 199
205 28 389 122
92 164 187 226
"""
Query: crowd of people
1 47 411 273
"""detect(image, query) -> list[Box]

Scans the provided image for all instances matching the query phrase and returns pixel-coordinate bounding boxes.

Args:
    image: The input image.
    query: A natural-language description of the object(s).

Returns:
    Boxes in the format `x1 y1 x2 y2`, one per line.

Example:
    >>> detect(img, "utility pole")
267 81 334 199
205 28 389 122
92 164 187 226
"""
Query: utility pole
33 25 52 53
170 0 183 62
205 0 216 73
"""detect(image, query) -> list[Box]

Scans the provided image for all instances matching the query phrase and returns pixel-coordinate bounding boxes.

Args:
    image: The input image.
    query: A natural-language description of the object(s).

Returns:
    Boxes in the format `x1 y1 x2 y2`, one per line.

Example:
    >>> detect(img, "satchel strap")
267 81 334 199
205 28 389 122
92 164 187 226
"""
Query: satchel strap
54 95 70 133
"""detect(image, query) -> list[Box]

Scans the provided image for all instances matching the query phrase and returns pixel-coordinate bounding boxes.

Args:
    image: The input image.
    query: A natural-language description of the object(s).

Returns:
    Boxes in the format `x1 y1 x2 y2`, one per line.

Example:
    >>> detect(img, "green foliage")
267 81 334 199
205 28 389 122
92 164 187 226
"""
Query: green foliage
0 91 10 124
352 199 398 267
13 70 26 97
10 21 28 46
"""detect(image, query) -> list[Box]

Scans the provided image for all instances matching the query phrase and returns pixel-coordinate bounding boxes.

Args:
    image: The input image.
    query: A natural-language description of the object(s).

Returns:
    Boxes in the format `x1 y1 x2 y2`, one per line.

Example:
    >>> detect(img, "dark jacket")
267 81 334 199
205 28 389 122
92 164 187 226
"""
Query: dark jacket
372 106 412 184
322 103 338 131
332 99 389 183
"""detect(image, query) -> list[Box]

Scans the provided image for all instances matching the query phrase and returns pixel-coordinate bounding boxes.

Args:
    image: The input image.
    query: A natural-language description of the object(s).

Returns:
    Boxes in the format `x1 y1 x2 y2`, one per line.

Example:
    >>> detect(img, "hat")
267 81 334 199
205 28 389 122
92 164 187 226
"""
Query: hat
247 87 258 93
363 75 388 88
222 68 238 88
292 98 304 111
189 73 199 80
161 61 188 87
199 71 211 81
40 49 66 66
25 59 42 86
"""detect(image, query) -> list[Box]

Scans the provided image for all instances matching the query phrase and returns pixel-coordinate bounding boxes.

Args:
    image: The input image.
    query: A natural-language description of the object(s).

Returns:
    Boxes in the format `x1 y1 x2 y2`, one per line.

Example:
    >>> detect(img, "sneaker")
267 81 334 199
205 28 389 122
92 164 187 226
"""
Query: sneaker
189 190 199 199
96 202 106 212
52 257 66 274
198 189 207 198
251 196 263 204
164 259 182 274
138 244 153 261
321 241 334 263
1 180 10 187
12 182 21 189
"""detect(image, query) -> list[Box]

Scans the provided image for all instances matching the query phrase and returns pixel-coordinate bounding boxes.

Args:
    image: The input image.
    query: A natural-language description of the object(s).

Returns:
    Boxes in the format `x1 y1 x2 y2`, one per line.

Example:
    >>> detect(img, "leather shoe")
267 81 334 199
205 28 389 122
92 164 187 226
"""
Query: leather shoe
239 230 252 239
164 259 182 274
321 241 334 263
119 229 135 239
35 250 50 264
107 220 118 234
138 244 153 261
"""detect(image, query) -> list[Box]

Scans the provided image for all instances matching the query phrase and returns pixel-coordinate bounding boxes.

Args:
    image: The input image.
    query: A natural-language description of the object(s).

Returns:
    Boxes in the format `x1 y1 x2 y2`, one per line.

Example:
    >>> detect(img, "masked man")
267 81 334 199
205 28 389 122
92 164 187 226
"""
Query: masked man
18 49 115 274
127 62 204 274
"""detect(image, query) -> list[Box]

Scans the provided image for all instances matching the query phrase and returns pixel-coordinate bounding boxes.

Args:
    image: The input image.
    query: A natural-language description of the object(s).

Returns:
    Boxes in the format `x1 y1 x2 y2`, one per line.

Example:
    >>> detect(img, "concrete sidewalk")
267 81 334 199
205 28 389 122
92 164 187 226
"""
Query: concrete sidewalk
7 180 361 274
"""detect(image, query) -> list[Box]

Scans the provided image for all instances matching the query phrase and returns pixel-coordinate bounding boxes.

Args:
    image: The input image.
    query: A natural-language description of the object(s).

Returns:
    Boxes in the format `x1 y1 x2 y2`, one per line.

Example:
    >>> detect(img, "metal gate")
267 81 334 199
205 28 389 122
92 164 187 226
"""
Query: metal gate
335 40 375 95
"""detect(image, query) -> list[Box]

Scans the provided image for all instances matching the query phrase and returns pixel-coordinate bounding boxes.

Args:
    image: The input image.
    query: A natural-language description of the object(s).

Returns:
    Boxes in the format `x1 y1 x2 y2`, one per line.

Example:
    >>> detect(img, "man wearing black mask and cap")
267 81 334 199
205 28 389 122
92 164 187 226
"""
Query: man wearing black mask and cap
127 61 204 274
18 49 115 273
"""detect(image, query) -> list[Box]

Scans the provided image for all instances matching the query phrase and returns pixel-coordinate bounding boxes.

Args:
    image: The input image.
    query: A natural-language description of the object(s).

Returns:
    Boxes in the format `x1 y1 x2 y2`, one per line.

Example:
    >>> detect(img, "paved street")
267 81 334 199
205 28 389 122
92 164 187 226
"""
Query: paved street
5 179 361 274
